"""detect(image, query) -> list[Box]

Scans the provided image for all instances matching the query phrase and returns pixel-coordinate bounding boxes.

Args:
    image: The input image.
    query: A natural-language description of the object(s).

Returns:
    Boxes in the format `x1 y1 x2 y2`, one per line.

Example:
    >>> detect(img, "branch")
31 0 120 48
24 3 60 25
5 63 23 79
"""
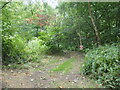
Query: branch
0 2 10 9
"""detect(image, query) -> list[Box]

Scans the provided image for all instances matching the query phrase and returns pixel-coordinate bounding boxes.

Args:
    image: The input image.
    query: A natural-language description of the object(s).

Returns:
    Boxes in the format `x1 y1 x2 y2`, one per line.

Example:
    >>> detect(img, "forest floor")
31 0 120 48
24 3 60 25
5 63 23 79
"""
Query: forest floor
2 51 99 88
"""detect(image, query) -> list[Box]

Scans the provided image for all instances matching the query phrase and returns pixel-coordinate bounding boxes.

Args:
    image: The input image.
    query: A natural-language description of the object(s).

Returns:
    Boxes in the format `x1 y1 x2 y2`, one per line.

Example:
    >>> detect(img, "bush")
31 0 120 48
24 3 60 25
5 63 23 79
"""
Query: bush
24 37 48 62
2 35 25 65
81 44 120 88
2 36 48 67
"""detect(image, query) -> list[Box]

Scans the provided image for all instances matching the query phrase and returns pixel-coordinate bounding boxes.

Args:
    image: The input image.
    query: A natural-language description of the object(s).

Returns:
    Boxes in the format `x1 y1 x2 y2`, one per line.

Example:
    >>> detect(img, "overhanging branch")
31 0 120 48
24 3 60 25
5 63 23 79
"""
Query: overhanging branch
0 2 10 9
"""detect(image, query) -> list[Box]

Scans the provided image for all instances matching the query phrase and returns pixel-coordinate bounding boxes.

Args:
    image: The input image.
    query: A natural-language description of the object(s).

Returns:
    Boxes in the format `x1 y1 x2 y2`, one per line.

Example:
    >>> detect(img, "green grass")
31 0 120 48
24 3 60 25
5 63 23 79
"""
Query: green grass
51 58 76 73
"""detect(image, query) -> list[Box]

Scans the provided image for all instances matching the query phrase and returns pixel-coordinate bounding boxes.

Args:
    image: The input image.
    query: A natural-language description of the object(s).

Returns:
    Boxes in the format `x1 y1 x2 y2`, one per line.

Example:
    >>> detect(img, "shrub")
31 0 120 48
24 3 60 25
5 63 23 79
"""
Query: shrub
2 36 48 68
2 35 25 65
24 37 48 62
81 44 120 88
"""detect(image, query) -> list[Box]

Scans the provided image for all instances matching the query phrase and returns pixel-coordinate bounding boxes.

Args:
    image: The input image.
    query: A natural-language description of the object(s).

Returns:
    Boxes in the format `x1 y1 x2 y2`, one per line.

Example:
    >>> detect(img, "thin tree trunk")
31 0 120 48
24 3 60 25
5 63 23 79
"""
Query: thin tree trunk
36 27 39 37
88 2 101 46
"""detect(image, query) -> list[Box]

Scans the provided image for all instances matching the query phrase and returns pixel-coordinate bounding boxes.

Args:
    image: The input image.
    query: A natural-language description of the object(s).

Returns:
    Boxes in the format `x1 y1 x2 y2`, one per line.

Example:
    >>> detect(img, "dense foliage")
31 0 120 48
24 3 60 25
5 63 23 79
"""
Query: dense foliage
2 1 52 65
1 1 119 88
57 2 119 49
81 44 120 88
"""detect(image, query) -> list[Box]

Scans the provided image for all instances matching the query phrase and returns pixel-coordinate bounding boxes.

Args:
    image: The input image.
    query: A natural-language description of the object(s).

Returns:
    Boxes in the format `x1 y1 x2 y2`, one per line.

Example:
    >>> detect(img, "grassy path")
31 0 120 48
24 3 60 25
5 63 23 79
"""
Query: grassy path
2 51 99 88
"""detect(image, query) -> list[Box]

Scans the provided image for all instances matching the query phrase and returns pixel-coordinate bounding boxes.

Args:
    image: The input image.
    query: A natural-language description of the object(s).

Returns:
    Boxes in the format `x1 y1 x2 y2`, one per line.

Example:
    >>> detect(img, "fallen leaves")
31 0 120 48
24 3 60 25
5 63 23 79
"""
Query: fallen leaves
25 72 29 75
13 74 17 76
30 79 34 82
10 70 13 73
58 86 64 88
73 79 77 83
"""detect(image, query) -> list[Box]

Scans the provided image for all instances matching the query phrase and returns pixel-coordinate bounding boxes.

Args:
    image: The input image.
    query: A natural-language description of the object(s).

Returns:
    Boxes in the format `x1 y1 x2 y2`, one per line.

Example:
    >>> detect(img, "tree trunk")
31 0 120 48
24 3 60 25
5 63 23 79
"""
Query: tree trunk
36 27 39 37
88 2 101 46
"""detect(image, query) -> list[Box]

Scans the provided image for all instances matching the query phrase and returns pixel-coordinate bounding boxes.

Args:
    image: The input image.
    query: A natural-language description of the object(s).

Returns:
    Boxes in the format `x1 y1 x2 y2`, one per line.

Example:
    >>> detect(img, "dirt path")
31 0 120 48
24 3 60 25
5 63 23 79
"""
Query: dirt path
2 51 99 88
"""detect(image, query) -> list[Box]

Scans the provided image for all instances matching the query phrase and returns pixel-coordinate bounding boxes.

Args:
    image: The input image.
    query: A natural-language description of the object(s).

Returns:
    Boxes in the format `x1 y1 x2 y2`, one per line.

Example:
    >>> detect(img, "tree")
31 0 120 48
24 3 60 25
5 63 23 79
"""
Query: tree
88 2 101 46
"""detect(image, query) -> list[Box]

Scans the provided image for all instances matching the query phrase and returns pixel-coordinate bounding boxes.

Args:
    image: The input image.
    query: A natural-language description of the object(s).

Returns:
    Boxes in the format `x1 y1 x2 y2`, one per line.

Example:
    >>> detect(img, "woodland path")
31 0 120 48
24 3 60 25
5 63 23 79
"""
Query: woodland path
2 51 99 88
